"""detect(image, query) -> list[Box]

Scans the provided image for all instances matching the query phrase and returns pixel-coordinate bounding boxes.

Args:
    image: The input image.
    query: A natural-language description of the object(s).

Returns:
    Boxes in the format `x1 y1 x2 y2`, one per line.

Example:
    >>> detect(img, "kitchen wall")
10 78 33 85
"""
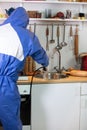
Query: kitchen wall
25 2 87 71
35 23 87 71
1 2 87 72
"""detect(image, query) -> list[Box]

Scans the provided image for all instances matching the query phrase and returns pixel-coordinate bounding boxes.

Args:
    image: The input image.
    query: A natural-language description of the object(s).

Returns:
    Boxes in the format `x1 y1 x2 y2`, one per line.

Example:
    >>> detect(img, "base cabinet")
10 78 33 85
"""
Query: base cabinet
31 83 80 130
80 83 87 130
80 96 87 130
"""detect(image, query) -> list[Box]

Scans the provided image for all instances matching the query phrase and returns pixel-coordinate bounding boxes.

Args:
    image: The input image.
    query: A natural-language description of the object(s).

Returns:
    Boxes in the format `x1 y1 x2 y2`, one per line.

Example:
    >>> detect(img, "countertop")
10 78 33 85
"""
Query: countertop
17 75 87 84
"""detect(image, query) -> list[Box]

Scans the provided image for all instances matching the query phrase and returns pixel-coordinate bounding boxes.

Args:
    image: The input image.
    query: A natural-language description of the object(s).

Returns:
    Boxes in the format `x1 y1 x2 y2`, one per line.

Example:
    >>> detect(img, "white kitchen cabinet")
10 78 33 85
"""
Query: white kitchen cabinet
80 83 87 130
31 83 80 130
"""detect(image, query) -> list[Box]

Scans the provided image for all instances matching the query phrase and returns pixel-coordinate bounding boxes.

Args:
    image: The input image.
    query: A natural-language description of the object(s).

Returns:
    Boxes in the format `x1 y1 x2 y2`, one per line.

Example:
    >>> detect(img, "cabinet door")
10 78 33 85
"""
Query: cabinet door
80 83 87 130
80 96 87 130
31 83 80 130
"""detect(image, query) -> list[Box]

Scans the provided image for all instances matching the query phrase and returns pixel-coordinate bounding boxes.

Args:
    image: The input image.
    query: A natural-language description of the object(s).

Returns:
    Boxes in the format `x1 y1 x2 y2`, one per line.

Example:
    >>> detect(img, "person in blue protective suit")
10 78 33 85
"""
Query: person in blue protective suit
0 7 49 130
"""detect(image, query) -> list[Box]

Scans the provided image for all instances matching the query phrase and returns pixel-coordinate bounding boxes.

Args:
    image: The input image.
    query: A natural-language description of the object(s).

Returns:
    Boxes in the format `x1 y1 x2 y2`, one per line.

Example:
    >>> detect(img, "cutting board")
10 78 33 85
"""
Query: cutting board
64 69 87 77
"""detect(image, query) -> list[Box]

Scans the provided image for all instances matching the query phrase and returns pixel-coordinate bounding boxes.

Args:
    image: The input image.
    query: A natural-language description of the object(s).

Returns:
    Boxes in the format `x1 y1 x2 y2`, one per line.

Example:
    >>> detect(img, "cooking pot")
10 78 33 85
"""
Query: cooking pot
79 52 87 71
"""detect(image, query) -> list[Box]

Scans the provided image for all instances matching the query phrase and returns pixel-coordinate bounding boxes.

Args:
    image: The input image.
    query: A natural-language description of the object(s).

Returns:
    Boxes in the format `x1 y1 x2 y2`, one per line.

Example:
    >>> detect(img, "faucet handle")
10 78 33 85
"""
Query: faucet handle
54 66 61 73
61 67 67 71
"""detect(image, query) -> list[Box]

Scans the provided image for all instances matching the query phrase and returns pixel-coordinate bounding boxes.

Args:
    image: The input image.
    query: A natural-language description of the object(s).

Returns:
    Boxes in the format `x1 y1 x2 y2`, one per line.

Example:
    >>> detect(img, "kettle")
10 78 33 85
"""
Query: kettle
5 7 15 16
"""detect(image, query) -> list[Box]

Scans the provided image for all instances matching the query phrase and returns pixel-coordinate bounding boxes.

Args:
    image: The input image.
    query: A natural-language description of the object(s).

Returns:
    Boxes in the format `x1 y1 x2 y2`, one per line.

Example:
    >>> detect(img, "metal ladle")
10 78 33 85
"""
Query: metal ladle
55 25 62 50
50 24 55 43
60 24 67 47
34 23 36 35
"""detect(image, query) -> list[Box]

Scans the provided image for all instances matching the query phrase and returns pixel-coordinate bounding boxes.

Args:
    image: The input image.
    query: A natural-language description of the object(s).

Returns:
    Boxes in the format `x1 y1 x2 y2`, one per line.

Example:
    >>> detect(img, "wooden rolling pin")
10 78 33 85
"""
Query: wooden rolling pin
74 25 79 62
64 69 87 77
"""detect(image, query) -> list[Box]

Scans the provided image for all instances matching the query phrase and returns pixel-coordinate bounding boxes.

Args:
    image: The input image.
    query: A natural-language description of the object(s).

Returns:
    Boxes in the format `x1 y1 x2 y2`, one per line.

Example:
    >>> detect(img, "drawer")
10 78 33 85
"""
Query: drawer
18 85 30 95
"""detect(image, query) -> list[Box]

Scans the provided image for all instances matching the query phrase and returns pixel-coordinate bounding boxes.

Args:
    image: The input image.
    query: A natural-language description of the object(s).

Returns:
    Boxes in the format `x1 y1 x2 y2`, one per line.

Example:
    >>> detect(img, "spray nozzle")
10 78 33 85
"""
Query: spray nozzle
43 67 47 71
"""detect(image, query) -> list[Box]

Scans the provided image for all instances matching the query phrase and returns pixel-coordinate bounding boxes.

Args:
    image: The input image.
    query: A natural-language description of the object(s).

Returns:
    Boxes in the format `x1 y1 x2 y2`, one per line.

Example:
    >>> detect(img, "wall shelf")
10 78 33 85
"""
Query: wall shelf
0 0 87 5
0 18 87 23
0 1 87 24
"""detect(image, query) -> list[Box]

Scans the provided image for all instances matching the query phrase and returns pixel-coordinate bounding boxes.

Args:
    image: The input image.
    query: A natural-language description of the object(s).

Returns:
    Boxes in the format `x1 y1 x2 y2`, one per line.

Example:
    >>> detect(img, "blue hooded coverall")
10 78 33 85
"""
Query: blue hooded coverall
0 7 49 130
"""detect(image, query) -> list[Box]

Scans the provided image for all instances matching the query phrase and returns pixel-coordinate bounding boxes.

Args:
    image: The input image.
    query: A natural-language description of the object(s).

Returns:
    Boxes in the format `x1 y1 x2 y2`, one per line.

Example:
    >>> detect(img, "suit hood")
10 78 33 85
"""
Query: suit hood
3 7 29 28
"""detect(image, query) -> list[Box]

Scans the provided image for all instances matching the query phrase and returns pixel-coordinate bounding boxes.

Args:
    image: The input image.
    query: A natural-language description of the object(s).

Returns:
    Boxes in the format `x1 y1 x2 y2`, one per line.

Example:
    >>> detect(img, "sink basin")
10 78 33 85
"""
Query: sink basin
34 72 68 80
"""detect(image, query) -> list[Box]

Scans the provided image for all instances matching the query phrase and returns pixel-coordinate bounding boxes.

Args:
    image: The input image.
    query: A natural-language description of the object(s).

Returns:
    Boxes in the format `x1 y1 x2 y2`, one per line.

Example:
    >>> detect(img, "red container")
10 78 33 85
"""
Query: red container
81 56 87 71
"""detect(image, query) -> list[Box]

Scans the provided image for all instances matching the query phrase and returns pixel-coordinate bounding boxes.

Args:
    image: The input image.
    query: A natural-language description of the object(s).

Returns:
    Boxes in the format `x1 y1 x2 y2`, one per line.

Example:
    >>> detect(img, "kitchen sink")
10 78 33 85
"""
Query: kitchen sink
34 72 68 80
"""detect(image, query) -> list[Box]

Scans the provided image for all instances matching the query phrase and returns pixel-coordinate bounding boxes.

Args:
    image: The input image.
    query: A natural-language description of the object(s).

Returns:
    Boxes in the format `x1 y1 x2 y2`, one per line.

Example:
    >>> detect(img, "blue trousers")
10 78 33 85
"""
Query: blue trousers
0 94 22 130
